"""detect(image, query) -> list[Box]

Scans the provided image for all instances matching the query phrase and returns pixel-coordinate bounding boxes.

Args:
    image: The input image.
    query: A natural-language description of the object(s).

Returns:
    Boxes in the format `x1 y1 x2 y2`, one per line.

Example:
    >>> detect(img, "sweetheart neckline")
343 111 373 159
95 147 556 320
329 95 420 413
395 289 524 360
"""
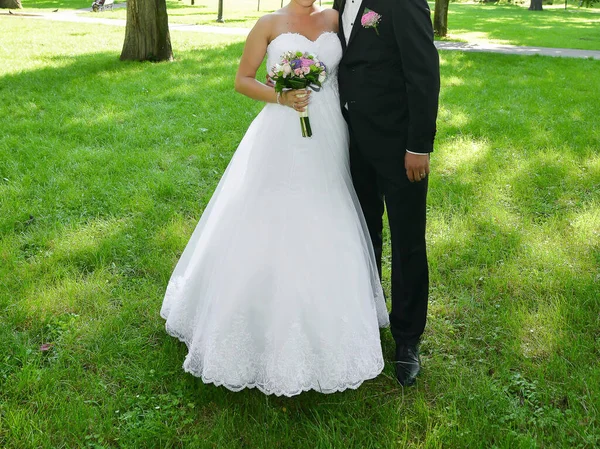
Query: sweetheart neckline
267 31 338 50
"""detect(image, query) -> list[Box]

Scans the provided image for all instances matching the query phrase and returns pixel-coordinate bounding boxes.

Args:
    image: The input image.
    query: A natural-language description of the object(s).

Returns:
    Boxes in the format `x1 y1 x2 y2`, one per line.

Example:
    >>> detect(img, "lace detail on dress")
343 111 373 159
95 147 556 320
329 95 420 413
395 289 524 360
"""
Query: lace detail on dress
164 302 385 397
160 276 186 318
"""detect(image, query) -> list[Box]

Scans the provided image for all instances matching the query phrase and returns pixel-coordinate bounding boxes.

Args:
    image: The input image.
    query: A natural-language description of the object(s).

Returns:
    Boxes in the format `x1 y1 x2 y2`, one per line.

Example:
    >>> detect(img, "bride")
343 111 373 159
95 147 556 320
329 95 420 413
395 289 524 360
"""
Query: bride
160 0 389 397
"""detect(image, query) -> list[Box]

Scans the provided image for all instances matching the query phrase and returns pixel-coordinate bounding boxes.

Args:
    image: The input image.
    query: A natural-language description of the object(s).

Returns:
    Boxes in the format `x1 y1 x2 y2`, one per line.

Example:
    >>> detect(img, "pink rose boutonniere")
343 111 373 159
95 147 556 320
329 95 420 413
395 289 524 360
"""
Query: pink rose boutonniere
361 8 382 35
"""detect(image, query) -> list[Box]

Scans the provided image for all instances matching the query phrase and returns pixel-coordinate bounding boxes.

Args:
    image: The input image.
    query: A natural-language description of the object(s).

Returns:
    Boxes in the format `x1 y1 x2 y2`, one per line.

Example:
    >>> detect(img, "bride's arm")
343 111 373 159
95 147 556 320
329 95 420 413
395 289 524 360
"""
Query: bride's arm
234 16 310 110
234 16 275 102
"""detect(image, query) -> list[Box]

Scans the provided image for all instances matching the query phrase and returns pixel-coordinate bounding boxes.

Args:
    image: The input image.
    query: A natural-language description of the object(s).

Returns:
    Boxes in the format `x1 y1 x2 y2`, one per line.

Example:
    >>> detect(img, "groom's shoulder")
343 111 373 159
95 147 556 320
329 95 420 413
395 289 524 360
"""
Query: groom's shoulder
394 0 432 12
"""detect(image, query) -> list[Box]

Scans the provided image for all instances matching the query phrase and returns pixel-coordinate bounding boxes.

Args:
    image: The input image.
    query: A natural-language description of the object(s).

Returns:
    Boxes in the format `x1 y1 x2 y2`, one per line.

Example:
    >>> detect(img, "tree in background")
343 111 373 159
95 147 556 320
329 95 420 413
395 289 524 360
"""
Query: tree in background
217 0 223 22
0 0 22 8
529 0 543 10
121 0 173 62
433 0 450 37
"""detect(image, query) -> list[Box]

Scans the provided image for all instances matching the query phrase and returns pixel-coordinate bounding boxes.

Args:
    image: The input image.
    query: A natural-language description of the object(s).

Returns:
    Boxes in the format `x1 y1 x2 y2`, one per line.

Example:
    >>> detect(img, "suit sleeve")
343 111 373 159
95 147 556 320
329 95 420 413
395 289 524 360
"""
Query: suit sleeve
333 0 341 11
393 0 440 153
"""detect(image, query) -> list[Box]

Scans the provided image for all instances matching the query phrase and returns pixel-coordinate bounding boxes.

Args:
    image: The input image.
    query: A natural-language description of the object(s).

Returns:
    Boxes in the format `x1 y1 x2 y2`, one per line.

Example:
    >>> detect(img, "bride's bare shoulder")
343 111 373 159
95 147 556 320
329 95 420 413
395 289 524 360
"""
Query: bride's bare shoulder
318 7 339 32
251 11 277 32
320 7 339 18
251 10 287 41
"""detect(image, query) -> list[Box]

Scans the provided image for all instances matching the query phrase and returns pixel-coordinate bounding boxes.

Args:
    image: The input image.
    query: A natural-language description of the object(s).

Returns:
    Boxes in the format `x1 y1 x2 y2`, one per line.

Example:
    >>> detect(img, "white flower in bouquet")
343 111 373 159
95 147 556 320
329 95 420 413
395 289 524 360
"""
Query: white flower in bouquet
282 63 292 77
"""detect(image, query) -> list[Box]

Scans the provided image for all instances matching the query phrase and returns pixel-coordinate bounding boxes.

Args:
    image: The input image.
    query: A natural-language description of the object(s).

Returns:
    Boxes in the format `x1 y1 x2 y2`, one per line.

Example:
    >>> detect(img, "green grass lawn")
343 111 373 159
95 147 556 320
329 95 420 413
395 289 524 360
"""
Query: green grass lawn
1 15 600 449
445 3 600 50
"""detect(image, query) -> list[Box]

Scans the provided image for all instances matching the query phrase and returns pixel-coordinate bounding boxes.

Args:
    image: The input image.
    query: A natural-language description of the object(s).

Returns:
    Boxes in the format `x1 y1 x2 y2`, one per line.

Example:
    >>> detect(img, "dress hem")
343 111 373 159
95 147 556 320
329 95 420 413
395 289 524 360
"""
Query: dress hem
162 314 386 398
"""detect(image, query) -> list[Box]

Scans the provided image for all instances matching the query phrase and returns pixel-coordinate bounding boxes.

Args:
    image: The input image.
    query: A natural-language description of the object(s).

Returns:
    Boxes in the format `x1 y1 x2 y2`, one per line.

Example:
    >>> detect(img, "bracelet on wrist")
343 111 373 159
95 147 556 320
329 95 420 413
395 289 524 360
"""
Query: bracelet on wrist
276 92 282 105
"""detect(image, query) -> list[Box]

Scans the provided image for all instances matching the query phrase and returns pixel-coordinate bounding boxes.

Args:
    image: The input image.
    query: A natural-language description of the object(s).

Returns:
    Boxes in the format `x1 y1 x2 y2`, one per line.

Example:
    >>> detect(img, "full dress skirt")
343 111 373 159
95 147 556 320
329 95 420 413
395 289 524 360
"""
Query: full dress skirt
161 32 389 397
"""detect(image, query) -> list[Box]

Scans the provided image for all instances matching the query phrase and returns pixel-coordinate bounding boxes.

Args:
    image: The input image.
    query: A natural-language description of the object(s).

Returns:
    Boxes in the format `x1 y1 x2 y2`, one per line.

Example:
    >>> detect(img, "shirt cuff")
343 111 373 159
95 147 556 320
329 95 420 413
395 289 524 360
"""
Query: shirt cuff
406 150 428 156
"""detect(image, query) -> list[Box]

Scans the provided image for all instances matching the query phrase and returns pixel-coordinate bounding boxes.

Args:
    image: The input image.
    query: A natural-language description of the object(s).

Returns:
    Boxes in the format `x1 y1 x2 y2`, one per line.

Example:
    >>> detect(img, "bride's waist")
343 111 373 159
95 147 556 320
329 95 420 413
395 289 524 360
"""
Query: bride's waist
307 83 339 103
299 91 339 112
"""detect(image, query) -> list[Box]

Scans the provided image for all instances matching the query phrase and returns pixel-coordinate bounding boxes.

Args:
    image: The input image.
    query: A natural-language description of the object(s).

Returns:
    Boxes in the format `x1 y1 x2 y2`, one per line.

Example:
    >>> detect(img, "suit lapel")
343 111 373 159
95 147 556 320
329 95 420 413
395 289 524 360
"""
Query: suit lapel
338 0 347 52
347 1 366 49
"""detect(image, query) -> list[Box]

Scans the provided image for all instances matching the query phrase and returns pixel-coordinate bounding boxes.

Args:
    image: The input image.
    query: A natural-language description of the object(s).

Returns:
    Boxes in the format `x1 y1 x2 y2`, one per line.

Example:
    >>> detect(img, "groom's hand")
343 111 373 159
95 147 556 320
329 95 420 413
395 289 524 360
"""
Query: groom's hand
405 152 430 183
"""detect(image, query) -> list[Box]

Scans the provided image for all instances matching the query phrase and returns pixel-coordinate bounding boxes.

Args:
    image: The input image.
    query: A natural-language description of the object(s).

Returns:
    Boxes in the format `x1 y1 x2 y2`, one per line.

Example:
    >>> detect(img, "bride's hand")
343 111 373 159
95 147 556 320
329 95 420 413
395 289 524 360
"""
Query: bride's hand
280 89 311 112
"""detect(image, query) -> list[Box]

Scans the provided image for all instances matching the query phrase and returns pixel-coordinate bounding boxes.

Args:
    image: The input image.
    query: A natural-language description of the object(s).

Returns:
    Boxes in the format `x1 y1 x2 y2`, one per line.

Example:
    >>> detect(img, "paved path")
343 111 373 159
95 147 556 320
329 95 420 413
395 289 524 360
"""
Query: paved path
2 8 600 60
435 41 600 60
76 2 127 12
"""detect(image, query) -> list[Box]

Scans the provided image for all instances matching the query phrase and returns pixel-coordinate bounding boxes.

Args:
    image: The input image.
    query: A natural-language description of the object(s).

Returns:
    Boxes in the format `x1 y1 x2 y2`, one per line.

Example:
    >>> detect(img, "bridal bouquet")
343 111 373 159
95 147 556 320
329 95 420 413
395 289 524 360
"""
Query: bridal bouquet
269 51 327 137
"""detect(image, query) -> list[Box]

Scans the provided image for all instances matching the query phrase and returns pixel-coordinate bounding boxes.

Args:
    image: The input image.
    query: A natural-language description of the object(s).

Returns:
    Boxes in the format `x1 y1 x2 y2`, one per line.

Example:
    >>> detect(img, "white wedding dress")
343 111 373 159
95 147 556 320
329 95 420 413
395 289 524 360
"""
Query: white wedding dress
160 32 389 397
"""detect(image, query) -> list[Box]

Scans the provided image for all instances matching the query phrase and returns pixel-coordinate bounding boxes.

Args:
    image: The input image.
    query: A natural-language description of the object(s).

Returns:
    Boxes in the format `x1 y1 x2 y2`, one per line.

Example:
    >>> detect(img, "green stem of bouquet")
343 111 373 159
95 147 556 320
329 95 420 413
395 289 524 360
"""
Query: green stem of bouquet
300 117 312 138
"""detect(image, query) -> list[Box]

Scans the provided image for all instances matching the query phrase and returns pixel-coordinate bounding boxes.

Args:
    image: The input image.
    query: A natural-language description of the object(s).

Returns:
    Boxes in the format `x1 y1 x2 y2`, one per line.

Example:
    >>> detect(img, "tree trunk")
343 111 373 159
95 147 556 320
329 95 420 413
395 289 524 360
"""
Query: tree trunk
0 0 23 8
217 0 224 22
433 0 450 38
529 0 544 10
120 0 173 62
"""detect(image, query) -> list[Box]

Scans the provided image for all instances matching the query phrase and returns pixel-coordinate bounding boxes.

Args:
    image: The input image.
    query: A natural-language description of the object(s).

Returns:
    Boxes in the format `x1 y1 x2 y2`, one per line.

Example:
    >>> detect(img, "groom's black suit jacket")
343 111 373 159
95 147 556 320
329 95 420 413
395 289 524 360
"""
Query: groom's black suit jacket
334 0 440 167
334 0 439 346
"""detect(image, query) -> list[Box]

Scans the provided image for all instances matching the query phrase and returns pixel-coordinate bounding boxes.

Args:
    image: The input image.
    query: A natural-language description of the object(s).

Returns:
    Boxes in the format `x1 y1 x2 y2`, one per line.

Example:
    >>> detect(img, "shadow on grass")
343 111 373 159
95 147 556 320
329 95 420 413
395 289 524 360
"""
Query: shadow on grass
0 47 418 448
420 48 599 414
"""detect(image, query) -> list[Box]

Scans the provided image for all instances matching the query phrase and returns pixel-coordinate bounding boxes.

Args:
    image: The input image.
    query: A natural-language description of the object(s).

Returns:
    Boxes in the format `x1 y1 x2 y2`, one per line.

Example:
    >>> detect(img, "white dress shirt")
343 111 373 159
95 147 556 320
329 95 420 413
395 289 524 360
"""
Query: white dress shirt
341 1 427 155
342 0 361 44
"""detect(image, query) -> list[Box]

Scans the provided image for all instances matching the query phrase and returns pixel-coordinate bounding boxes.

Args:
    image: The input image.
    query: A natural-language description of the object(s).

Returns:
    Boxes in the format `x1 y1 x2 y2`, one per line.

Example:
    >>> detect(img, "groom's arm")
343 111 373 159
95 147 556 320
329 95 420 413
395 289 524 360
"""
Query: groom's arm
332 0 342 11
392 0 440 154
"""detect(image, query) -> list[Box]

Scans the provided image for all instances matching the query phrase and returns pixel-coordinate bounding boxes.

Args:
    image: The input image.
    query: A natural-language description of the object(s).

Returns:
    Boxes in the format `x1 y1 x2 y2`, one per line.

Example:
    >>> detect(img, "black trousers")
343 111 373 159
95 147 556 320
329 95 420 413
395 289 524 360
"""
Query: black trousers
346 120 429 347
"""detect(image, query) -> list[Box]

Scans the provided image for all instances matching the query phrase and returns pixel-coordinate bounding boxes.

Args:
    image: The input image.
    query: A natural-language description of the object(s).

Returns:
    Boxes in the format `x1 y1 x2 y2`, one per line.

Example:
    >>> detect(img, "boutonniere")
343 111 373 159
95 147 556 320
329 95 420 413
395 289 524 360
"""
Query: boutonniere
361 8 382 35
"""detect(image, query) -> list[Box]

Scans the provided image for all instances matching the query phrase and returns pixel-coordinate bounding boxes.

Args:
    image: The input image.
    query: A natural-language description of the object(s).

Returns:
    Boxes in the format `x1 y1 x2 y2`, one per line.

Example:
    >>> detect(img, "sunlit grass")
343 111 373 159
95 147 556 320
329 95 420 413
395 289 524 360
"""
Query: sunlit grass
444 3 600 50
1 15 599 449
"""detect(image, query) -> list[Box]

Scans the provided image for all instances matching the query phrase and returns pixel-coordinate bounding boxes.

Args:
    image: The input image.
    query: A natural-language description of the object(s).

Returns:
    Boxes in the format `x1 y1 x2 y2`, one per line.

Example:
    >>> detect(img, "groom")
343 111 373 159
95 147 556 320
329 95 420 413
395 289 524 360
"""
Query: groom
333 0 440 386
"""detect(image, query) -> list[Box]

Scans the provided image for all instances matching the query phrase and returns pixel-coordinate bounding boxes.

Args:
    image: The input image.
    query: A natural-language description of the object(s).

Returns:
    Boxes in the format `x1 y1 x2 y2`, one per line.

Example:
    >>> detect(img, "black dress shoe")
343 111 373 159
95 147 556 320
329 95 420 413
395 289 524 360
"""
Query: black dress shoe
394 344 420 386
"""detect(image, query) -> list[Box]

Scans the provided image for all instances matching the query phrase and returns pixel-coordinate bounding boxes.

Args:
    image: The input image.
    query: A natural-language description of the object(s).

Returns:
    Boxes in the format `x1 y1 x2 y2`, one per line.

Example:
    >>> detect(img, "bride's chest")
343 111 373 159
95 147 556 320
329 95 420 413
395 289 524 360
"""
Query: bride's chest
266 33 342 72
